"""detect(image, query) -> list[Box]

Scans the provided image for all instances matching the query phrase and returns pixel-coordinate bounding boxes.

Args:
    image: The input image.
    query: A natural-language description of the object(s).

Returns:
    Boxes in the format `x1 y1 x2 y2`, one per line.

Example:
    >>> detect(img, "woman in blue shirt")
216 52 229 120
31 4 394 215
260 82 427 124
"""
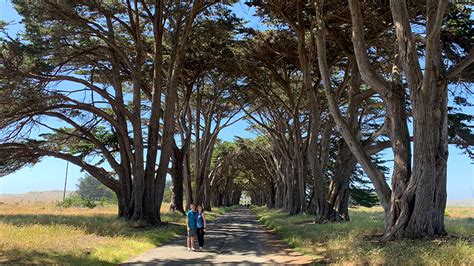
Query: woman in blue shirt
196 205 207 251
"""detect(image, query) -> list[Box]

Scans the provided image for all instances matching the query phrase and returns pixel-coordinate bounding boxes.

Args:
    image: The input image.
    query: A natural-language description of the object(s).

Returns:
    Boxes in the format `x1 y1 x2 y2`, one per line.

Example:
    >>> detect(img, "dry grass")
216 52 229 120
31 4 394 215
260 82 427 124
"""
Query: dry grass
0 202 231 265
0 201 118 216
252 206 474 265
0 191 72 203
445 206 474 218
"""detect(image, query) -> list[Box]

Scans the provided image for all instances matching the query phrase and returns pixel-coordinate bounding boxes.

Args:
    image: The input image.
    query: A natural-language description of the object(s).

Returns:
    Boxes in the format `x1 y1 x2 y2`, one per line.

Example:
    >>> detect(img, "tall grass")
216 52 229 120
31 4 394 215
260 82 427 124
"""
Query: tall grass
252 206 474 265
0 202 232 265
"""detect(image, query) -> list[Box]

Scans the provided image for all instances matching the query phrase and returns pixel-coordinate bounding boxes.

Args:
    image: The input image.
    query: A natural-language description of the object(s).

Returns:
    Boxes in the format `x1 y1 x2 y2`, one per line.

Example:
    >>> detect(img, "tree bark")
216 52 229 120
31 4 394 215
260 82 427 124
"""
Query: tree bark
384 0 450 239
328 141 356 221
183 153 193 209
170 147 185 214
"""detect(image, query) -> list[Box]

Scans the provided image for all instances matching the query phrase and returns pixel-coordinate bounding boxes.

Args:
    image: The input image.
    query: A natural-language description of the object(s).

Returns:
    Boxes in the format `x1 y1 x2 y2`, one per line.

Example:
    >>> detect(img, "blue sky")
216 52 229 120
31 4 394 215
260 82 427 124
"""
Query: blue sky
0 2 472 202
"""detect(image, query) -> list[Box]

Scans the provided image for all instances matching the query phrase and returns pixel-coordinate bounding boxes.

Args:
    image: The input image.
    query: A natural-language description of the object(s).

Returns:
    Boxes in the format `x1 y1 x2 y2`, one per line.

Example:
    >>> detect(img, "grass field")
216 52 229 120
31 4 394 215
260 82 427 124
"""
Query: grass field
0 201 234 265
252 206 474 265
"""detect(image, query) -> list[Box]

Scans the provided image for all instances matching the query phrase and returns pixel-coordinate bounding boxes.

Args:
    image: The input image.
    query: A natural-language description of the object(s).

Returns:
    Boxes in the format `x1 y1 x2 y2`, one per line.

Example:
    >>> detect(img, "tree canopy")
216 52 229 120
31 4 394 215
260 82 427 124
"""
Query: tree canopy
0 0 472 239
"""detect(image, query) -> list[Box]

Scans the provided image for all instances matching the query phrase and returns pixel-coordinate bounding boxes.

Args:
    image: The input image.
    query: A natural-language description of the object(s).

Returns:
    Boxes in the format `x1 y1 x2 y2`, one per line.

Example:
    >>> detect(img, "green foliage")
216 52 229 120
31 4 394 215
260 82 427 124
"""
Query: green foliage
58 173 121 208
448 110 473 159
211 137 273 194
0 141 45 177
442 5 473 82
76 174 116 201
349 186 380 208
162 180 173 203
57 194 97 209
348 161 386 207
38 126 120 160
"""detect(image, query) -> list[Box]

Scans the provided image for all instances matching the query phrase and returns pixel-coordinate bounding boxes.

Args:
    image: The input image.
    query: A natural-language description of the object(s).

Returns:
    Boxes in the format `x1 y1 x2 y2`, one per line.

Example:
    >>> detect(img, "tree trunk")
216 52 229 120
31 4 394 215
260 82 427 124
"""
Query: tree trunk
193 85 203 206
384 0 450 239
274 175 285 209
117 185 132 219
232 190 242 205
295 0 321 216
223 176 233 206
385 81 448 238
170 147 185 214
267 180 276 208
203 172 212 211
328 142 356 221
317 1 392 215
288 161 302 215
183 153 193 209
307 112 333 221
384 83 413 236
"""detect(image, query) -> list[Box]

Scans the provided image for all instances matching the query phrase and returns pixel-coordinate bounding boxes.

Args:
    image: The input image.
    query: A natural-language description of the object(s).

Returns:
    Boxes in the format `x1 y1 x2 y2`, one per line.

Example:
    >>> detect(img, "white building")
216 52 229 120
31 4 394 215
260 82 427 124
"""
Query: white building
239 192 251 205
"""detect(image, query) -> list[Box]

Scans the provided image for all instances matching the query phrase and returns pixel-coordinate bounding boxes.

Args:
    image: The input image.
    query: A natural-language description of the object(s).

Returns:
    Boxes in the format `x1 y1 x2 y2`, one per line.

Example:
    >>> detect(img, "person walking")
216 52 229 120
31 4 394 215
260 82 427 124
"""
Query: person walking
186 204 197 251
196 205 207 252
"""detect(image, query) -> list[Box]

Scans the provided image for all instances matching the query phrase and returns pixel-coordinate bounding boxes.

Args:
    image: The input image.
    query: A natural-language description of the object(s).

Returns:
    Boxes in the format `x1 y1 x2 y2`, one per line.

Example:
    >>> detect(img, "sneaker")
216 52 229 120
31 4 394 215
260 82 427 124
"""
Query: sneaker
187 248 191 252
191 247 196 251
199 247 203 252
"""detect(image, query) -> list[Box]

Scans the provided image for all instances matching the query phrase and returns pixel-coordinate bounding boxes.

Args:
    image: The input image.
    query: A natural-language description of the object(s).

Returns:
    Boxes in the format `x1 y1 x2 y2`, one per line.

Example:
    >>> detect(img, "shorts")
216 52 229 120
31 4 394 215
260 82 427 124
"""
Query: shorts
188 228 197 237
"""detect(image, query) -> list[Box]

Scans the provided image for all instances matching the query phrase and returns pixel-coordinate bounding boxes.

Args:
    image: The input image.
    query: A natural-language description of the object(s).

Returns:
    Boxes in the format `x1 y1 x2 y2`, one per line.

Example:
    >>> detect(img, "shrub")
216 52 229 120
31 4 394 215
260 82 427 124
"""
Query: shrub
57 194 97 208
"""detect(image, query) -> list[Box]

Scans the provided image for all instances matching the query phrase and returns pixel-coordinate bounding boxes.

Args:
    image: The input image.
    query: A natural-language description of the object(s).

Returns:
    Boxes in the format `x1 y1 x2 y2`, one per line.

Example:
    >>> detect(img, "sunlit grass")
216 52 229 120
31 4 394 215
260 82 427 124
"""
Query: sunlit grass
0 202 233 264
252 206 474 265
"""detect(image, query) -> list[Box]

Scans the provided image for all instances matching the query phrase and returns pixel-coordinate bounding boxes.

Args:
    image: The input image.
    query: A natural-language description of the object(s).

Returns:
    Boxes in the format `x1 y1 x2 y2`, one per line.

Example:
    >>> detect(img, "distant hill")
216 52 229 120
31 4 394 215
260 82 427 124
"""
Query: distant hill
0 190 73 203
447 198 474 207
